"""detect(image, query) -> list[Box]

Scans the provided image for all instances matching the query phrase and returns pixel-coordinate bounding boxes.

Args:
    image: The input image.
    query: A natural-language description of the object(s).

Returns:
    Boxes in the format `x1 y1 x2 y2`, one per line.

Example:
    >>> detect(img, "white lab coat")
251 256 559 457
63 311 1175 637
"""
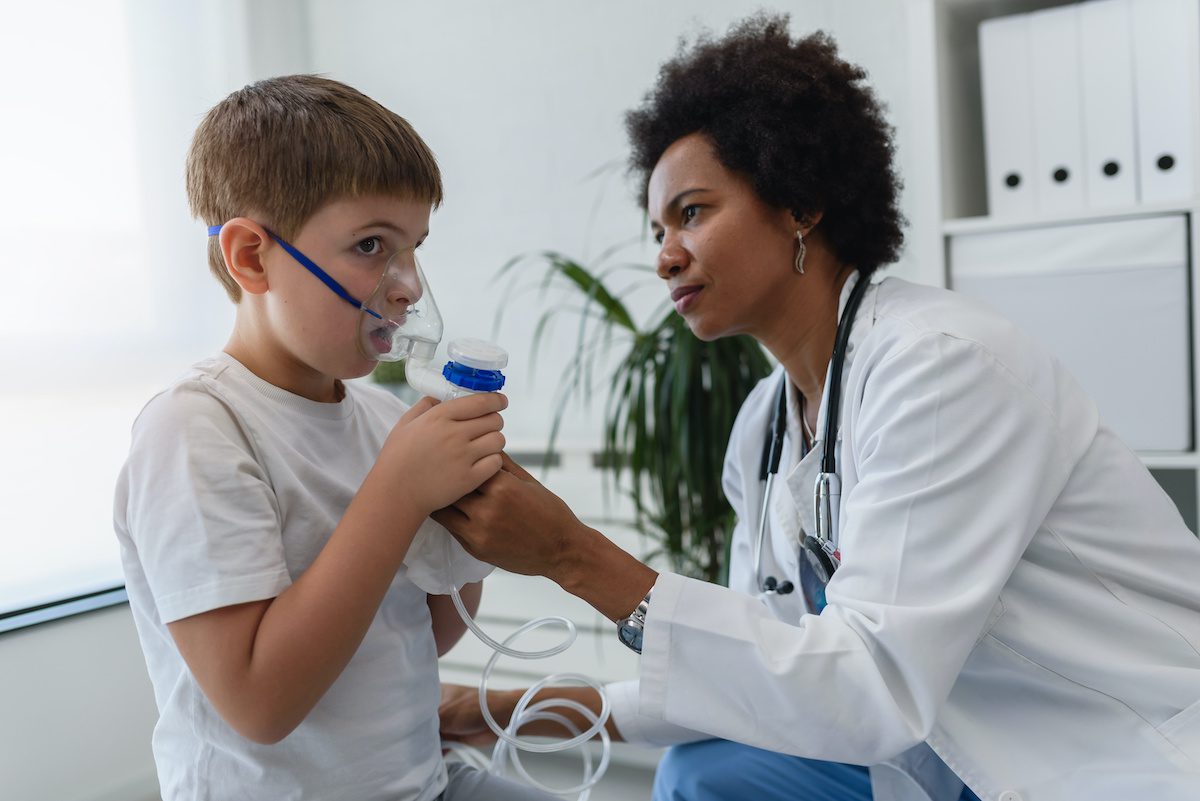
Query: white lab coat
608 276 1200 801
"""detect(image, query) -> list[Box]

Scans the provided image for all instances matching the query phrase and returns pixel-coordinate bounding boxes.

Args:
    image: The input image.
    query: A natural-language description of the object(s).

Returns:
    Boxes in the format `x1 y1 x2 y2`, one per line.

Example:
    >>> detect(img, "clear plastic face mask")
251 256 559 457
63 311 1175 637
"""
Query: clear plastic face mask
357 248 444 363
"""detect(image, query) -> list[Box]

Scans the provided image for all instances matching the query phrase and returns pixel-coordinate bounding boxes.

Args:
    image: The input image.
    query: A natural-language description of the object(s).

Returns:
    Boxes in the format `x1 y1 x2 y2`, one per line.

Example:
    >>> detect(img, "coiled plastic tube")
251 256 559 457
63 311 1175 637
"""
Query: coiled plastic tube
444 536 612 799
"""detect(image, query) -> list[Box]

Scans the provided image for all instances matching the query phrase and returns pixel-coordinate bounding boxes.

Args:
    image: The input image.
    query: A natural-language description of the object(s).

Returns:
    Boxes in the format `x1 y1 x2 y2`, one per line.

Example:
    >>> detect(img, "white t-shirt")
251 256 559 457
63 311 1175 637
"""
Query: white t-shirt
114 353 446 801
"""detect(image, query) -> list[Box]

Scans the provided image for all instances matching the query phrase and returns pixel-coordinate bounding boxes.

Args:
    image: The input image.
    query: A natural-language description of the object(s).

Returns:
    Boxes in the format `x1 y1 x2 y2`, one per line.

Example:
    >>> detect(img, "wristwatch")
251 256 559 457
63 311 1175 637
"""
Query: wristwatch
616 589 653 654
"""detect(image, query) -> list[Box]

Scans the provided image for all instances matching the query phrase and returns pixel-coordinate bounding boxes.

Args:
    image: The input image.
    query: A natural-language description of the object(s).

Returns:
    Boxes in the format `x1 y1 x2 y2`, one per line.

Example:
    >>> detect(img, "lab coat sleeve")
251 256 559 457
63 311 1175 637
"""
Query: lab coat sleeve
636 332 1083 764
605 374 777 749
604 679 713 747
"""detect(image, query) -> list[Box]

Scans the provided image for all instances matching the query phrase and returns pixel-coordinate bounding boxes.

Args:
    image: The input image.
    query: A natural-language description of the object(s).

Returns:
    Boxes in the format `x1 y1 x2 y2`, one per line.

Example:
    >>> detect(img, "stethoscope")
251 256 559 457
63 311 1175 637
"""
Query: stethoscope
754 274 871 594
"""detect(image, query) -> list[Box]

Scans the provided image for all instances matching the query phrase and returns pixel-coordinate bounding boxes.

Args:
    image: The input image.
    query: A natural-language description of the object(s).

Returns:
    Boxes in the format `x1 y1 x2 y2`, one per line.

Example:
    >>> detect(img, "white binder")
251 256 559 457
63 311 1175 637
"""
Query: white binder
949 215 1191 452
979 13 1037 218
1131 0 1198 203
1079 0 1138 208
1030 6 1086 215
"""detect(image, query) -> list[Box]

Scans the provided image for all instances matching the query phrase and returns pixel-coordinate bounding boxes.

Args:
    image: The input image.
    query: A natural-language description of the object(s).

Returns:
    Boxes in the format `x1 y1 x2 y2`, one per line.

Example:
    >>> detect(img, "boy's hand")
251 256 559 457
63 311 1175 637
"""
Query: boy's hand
379 393 507 516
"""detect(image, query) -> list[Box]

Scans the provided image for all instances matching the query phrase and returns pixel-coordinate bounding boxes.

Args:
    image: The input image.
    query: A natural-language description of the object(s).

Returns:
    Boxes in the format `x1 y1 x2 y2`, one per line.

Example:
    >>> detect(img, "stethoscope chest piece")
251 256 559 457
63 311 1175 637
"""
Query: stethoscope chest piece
804 471 841 584
801 533 838 586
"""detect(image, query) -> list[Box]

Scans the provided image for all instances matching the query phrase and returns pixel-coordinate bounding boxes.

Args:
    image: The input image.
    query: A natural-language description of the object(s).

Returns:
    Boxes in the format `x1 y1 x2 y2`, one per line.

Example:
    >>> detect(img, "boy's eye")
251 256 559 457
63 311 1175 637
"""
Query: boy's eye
682 205 699 223
653 230 664 245
356 236 383 255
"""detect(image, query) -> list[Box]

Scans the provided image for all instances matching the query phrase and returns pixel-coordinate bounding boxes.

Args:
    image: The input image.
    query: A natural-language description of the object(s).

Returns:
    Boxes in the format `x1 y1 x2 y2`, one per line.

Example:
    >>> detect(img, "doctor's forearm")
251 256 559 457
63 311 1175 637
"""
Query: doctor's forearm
554 525 658 622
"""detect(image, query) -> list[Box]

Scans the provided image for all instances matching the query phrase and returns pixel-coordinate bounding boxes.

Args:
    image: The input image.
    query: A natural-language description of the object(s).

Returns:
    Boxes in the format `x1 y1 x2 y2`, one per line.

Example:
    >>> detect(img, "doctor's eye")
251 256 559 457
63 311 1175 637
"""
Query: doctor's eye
355 236 384 256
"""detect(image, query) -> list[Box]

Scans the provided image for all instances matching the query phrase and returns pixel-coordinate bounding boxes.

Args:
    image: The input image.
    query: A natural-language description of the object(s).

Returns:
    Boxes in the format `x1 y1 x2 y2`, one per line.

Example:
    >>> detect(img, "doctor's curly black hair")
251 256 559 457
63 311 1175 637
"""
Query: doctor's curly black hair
625 12 905 273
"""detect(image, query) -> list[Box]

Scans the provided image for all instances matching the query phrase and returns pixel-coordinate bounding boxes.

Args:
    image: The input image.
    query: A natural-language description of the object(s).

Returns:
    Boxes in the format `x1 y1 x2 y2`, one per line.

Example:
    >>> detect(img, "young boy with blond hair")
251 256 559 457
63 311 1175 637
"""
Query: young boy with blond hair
114 75 554 801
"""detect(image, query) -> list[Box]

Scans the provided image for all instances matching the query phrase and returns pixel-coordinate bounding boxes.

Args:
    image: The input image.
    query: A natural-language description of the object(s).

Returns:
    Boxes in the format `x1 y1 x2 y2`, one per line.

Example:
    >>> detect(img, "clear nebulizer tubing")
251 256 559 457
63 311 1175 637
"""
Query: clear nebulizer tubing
443 535 613 799
425 343 613 800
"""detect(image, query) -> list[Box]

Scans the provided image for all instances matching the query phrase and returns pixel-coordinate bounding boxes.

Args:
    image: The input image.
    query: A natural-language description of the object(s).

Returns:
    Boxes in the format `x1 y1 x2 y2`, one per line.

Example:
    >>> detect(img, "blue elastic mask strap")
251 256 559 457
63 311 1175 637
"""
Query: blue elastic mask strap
206 224 382 320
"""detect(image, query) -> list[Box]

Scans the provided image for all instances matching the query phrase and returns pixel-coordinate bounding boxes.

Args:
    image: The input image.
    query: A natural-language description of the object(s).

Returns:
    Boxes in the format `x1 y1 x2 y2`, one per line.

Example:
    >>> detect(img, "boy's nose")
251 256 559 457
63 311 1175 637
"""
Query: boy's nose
386 282 420 308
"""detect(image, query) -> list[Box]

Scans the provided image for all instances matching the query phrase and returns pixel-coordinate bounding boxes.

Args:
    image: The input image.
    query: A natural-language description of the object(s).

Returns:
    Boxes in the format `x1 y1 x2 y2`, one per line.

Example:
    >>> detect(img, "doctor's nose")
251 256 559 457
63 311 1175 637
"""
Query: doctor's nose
656 236 690 280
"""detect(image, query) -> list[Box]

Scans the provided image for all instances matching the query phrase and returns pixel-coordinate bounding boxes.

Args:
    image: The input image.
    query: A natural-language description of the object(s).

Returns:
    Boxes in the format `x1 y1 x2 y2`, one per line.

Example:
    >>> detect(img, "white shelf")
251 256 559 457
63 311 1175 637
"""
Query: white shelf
942 199 1197 236
928 0 1200 533
1139 453 1200 470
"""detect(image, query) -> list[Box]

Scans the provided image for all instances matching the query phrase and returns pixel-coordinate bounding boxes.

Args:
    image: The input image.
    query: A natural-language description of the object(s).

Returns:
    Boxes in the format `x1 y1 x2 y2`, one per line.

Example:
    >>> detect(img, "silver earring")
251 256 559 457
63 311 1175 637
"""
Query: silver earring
794 230 806 275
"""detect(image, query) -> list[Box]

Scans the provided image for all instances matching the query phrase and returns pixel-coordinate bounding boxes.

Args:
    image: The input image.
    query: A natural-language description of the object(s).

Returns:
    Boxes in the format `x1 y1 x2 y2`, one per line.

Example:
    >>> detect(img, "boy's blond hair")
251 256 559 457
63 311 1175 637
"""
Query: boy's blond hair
186 74 443 302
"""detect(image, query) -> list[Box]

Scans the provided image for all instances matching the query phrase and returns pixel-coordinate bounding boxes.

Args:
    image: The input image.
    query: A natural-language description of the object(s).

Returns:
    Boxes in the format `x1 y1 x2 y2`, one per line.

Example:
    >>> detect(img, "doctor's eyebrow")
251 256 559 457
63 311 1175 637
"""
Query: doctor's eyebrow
650 187 709 231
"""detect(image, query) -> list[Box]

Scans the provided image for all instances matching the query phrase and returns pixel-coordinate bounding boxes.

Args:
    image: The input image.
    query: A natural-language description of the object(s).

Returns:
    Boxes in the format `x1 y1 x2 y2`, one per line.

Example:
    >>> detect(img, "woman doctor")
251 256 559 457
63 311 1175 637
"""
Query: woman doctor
434 14 1200 801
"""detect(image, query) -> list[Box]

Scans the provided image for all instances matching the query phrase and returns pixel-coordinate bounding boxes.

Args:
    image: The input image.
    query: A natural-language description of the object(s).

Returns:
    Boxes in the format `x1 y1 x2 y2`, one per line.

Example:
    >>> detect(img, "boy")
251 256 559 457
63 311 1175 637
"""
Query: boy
114 75 554 801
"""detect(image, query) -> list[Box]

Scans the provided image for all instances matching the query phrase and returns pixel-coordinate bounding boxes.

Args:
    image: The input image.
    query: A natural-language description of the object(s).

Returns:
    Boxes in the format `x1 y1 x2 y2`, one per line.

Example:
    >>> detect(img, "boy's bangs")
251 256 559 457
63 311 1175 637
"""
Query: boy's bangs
273 117 444 238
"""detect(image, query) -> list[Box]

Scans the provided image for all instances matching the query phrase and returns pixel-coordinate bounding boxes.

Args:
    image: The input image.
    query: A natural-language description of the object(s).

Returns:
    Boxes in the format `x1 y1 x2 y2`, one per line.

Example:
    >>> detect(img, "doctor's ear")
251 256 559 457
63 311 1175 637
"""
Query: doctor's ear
218 218 273 297
791 210 825 236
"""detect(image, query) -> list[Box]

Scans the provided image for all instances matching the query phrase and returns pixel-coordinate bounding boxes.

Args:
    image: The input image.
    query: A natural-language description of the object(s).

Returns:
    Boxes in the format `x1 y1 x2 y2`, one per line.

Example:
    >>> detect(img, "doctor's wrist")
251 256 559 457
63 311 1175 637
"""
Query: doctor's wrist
554 527 658 622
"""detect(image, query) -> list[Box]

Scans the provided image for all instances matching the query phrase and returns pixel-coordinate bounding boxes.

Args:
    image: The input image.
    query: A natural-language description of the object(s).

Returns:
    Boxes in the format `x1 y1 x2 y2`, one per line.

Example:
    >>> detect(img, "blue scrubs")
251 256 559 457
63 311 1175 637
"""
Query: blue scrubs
653 739 982 801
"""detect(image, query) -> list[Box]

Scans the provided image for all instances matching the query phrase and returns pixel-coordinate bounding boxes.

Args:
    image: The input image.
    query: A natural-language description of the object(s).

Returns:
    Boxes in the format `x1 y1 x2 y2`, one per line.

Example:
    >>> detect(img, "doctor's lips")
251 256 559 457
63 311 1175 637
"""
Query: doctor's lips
670 284 703 313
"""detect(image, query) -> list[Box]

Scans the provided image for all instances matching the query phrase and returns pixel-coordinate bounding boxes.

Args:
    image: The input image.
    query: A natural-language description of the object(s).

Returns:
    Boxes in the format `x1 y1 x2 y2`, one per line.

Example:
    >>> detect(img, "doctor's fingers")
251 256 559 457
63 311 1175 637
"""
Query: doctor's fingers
430 506 491 561
498 451 537 483
431 503 468 533
441 469 519 520
436 471 537 538
475 470 579 543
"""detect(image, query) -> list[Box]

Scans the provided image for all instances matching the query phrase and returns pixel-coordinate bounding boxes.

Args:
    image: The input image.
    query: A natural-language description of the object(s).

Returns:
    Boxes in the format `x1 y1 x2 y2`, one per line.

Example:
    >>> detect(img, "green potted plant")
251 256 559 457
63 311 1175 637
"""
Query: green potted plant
499 251 772 583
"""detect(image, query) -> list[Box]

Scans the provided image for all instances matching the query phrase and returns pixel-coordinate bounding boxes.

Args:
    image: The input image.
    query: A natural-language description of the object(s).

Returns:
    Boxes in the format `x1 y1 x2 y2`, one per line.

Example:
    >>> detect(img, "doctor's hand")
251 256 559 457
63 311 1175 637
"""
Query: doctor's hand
431 453 584 579
432 453 659 622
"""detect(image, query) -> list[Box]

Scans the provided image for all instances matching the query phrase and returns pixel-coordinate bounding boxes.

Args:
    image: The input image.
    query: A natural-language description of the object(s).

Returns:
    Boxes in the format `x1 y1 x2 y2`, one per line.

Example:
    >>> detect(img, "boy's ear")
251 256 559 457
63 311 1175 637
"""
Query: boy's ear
218 218 272 296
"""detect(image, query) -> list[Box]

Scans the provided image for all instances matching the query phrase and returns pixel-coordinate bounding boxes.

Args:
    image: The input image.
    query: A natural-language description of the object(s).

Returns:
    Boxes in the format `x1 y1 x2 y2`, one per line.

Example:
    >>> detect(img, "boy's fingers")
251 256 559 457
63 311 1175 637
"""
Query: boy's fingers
457 412 505 441
400 396 439 424
469 431 506 461
440 392 508 420
470 453 504 485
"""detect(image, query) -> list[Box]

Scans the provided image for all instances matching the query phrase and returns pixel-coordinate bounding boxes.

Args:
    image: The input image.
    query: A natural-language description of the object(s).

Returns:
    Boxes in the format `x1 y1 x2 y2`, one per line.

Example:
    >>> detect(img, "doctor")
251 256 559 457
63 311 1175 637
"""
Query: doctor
435 14 1200 801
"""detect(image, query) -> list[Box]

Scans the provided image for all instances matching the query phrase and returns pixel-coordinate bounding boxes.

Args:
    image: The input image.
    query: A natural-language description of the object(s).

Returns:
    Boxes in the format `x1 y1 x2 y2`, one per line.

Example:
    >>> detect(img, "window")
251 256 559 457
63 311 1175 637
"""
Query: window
0 1 213 631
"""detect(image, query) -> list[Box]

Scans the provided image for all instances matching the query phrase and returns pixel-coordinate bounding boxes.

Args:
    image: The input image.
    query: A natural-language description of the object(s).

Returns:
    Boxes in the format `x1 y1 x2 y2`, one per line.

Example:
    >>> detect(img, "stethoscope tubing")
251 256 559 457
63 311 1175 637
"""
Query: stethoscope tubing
754 274 871 595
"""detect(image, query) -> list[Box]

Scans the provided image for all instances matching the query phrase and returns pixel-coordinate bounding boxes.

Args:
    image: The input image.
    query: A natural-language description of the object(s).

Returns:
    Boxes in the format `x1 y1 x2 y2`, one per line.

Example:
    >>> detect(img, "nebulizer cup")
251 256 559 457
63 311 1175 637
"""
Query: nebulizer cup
359 252 610 798
360 249 510 400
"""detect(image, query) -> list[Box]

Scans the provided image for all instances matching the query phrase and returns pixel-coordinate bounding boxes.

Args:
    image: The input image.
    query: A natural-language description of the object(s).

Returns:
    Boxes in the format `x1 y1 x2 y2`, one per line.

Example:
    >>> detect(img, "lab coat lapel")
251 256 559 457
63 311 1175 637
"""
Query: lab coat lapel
815 276 962 801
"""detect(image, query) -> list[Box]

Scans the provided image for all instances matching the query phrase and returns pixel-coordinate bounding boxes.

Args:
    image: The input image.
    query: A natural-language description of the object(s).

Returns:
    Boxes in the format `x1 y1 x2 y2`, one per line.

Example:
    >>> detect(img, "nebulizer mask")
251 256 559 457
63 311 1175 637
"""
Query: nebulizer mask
355 246 509 595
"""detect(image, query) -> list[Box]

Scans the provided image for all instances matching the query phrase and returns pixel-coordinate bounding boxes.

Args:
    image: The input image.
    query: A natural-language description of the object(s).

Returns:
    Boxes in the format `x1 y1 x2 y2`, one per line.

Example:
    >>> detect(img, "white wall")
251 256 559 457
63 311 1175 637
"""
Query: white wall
0 607 159 801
